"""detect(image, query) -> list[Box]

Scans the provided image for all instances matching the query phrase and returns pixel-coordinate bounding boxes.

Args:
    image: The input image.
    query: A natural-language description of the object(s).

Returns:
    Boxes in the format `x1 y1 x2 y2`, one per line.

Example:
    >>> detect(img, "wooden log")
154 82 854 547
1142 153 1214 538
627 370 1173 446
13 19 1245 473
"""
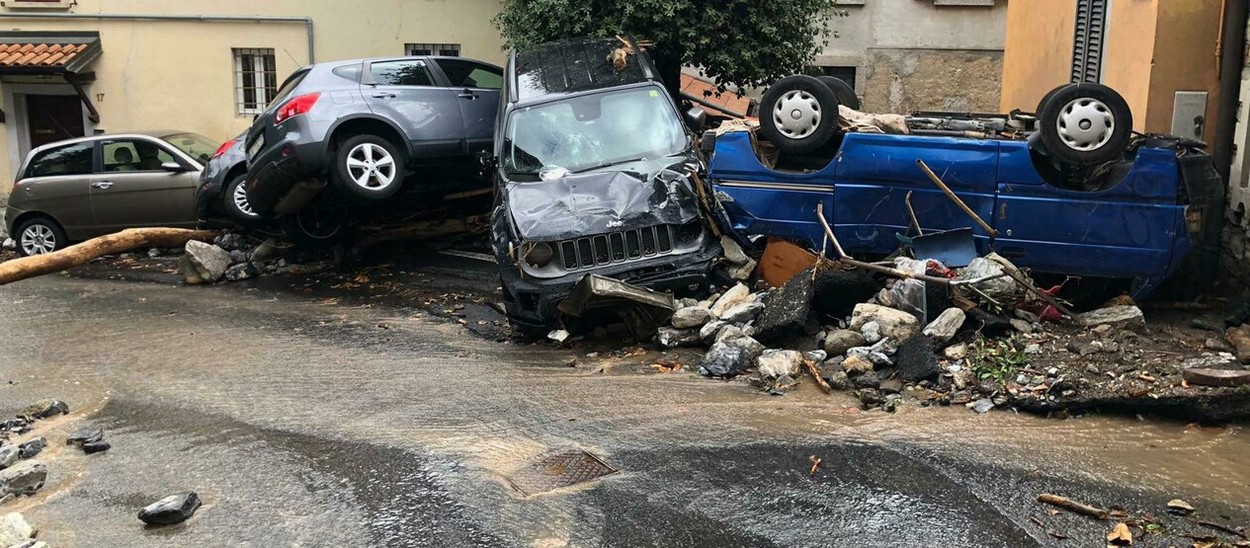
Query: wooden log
804 358 833 394
0 228 218 285
1037 493 1109 520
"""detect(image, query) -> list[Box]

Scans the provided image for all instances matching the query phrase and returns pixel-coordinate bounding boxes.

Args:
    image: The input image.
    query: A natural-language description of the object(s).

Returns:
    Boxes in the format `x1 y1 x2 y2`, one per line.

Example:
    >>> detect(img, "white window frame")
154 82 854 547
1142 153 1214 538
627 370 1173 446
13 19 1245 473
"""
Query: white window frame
405 43 461 57
233 48 277 116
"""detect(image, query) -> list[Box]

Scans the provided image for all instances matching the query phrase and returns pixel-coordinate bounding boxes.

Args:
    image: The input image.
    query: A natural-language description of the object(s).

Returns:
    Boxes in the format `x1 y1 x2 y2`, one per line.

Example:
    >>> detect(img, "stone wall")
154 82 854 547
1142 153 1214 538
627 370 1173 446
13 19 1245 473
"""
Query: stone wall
861 49 1004 114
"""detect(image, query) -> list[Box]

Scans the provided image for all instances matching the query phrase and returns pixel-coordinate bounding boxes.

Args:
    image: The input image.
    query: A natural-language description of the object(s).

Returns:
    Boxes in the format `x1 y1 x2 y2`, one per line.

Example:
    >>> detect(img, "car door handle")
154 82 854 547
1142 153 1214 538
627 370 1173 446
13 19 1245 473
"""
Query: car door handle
458 90 478 100
92 181 114 190
372 92 397 99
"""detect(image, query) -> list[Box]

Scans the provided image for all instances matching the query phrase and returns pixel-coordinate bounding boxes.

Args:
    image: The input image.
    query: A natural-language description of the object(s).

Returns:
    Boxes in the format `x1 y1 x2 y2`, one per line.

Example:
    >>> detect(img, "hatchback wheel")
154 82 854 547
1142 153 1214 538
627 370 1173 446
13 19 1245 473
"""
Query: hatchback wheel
332 134 406 201
15 217 66 256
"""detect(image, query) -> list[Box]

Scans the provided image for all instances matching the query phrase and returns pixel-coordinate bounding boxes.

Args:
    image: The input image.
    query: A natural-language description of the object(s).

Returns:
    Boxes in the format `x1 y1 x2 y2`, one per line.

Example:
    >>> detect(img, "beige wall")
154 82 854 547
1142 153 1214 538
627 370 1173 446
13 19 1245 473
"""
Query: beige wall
0 0 505 189
1000 0 1222 143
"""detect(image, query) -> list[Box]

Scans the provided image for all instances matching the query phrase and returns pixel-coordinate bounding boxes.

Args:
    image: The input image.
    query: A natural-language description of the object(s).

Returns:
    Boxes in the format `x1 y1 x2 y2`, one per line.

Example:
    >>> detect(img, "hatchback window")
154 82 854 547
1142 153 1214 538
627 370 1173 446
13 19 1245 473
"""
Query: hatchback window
435 59 502 90
163 133 218 164
23 141 93 179
332 64 362 82
370 60 433 87
101 139 175 172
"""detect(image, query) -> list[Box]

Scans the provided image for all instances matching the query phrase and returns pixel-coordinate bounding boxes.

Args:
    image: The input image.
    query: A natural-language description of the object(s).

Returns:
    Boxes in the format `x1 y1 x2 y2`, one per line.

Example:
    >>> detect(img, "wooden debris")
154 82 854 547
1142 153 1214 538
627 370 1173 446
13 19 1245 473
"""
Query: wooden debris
1037 493 1110 520
808 455 821 475
1197 519 1248 539
0 228 218 285
804 358 833 394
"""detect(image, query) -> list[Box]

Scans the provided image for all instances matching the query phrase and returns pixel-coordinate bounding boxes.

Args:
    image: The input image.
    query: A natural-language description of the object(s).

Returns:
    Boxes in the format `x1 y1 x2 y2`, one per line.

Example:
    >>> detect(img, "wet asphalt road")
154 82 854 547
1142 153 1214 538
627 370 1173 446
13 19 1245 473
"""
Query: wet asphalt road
1 270 1248 547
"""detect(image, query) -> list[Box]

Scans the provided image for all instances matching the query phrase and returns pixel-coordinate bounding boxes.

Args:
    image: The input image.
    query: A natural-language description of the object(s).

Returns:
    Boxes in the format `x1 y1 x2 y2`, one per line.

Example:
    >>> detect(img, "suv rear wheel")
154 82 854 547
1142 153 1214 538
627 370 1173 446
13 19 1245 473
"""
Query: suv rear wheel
332 134 406 201
15 216 66 256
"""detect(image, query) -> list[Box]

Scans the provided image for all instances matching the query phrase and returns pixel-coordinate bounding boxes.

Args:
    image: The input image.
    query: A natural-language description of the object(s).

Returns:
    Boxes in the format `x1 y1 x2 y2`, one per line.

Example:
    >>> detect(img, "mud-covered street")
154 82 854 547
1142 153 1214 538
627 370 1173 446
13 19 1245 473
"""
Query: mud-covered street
1 261 1248 547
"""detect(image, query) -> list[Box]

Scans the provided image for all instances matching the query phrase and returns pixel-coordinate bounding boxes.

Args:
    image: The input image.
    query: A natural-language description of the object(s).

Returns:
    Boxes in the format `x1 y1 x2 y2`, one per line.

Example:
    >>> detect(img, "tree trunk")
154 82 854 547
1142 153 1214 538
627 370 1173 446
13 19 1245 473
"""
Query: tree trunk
649 47 686 110
0 228 219 285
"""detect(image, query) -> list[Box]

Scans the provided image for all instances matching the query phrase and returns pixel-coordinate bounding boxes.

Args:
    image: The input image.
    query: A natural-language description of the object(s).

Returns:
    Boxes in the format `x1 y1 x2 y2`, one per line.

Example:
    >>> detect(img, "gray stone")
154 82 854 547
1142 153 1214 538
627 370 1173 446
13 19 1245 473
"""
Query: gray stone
853 371 881 389
66 426 103 447
823 330 867 356
657 327 701 348
228 250 248 264
720 235 750 265
952 369 977 390
17 439 45 460
0 512 34 547
671 306 713 329
944 342 969 360
148 247 162 258
727 258 758 281
215 232 244 251
804 350 827 363
224 262 255 282
82 441 111 454
724 336 765 360
138 492 202 526
1078 305 1146 333
185 241 232 283
16 399 68 420
714 325 745 343
922 308 965 343
970 398 995 414
879 379 903 394
756 350 804 379
0 461 46 496
1009 318 1033 334
679 298 700 308
0 446 16 470
720 301 764 324
825 370 851 390
700 320 727 341
857 388 887 408
841 355 875 376
710 283 752 317
699 343 754 378
851 304 920 341
861 321 883 344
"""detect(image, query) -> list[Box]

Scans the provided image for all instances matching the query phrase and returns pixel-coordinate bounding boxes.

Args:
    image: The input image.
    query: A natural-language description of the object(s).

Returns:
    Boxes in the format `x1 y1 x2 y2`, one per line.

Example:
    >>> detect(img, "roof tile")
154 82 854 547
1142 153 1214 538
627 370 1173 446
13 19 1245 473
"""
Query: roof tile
0 41 87 67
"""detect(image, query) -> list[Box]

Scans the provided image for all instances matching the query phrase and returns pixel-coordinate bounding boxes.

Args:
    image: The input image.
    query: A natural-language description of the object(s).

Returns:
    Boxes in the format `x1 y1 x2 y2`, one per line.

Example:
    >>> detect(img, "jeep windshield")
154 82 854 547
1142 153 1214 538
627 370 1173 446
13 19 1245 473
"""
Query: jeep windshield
504 86 686 178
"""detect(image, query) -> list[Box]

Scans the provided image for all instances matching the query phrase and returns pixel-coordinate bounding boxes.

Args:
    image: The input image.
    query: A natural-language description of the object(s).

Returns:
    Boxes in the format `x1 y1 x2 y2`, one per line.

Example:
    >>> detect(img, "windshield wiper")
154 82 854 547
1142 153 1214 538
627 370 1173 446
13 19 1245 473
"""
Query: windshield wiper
572 157 649 174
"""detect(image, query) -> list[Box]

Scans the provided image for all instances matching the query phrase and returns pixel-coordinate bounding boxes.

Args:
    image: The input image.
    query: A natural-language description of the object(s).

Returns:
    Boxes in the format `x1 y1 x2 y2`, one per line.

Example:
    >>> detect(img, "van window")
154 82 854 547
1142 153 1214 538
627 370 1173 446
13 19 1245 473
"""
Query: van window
23 141 94 179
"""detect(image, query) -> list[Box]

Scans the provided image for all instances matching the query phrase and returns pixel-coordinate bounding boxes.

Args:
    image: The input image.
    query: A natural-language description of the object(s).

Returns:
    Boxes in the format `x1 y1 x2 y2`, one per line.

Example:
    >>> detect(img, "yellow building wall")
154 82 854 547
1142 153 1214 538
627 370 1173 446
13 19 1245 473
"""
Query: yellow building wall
999 0 1077 112
0 0 505 187
1147 0 1223 144
1099 0 1159 134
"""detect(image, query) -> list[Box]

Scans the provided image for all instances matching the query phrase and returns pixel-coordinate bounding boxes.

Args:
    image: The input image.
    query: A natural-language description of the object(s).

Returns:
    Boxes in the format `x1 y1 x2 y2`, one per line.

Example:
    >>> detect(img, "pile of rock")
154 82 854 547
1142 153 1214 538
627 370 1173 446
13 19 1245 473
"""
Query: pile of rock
179 232 289 285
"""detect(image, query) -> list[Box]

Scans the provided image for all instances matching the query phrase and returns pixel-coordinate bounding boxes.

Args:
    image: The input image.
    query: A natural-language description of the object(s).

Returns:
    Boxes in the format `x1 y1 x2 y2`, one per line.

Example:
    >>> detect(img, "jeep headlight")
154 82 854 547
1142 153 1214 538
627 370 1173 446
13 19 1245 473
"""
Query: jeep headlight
524 242 555 268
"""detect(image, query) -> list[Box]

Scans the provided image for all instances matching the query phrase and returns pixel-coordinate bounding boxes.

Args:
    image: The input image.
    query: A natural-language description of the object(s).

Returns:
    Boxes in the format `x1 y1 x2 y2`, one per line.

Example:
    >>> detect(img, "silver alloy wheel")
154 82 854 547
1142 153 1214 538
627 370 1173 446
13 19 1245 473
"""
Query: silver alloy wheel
232 180 257 217
20 224 56 255
772 89 823 139
1056 98 1115 152
344 143 397 192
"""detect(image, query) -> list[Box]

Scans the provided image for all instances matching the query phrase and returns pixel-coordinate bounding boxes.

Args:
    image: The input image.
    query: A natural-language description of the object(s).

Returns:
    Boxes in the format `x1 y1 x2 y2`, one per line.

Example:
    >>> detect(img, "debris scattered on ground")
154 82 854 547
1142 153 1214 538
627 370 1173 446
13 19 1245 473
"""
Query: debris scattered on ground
138 492 202 526
0 512 34 547
15 400 67 421
1107 522 1133 545
1167 499 1195 515
16 438 45 460
0 461 46 497
66 427 103 448
1037 493 1110 520
81 441 111 454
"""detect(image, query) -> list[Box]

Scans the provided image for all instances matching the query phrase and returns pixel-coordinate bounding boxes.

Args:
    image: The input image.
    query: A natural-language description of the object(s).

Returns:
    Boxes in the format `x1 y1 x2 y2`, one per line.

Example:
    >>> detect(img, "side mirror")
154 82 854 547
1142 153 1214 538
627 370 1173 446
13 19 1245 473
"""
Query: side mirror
684 106 707 132
160 162 188 172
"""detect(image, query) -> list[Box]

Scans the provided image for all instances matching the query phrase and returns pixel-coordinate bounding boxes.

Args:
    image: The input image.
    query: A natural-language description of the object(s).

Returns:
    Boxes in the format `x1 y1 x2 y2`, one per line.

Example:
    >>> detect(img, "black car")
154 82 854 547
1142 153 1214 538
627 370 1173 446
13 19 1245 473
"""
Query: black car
196 133 260 225
489 37 719 335
243 55 503 244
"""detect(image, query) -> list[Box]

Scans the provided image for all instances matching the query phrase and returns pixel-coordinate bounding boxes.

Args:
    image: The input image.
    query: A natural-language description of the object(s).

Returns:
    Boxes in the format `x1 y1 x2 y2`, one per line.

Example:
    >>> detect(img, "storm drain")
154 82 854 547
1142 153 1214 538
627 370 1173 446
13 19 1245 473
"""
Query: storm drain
506 450 618 496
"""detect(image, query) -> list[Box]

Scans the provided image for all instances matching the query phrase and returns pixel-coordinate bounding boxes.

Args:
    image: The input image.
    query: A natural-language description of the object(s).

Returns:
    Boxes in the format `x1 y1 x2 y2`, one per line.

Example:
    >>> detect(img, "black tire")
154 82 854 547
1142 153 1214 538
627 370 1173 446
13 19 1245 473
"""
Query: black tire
13 216 66 257
281 207 351 249
222 174 261 222
1038 83 1133 166
332 134 406 201
759 75 840 155
1035 83 1075 115
817 76 860 111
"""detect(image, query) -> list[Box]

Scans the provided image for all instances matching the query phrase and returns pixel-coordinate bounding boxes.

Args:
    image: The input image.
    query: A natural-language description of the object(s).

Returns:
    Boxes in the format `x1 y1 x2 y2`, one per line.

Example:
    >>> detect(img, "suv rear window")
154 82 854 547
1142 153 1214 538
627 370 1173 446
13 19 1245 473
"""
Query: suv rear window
370 60 433 86
267 70 309 109
23 141 94 179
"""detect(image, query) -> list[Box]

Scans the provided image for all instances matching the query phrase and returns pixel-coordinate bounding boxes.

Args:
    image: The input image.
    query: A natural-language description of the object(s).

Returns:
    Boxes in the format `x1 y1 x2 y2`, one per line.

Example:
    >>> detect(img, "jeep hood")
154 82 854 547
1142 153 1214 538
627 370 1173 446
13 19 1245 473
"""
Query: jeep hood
506 166 702 241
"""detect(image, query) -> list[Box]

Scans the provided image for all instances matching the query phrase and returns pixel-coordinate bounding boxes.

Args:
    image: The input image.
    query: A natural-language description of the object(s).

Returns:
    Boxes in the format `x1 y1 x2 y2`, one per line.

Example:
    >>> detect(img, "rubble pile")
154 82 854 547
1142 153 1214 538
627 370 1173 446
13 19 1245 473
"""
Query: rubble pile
652 246 1250 419
178 232 302 285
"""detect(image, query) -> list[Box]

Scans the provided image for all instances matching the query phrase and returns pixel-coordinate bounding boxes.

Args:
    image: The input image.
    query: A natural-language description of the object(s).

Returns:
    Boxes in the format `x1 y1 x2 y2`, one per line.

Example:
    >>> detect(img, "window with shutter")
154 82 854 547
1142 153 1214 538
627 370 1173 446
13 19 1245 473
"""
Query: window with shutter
1071 0 1109 84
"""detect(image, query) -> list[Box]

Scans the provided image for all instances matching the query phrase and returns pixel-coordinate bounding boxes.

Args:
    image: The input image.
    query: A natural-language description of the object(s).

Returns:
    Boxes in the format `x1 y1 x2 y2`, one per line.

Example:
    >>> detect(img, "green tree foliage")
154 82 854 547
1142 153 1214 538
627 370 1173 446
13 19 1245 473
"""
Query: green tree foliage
493 0 848 96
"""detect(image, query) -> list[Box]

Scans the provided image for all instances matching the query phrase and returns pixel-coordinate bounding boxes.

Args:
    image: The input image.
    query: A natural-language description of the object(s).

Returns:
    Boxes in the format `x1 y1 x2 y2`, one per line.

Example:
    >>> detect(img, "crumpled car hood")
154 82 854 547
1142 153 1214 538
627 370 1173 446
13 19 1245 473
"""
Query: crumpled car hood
507 165 702 241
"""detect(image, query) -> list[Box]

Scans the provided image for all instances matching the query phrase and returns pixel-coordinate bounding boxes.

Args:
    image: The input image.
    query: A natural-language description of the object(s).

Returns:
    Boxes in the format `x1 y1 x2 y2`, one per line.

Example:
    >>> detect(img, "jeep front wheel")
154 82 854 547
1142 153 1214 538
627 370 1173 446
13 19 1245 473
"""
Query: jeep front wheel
332 134 406 201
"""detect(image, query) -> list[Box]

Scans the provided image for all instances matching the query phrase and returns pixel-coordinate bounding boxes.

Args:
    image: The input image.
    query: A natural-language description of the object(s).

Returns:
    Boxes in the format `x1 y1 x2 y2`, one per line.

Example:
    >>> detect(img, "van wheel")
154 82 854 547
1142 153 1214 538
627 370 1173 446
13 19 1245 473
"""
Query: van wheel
760 75 840 155
281 206 351 248
817 76 860 111
15 216 66 256
332 134 406 201
1038 83 1133 166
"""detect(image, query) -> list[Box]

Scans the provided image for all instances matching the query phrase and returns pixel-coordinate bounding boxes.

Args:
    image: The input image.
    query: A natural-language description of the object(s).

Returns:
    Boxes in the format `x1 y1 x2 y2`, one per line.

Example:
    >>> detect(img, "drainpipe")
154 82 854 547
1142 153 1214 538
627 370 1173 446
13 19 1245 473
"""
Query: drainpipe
1215 0 1247 185
0 13 315 63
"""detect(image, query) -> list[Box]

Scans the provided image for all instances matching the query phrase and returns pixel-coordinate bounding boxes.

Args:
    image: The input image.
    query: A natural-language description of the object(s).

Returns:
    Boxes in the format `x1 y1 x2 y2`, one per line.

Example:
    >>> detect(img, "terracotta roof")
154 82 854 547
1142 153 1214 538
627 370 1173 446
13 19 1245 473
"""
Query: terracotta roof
679 74 753 117
0 42 89 68
0 32 101 75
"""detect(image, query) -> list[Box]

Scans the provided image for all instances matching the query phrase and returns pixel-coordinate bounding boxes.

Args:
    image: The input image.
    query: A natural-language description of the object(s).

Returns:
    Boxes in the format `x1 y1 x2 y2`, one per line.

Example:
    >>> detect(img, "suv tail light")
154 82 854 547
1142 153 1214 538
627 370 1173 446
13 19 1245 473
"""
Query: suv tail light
275 93 321 124
212 139 237 159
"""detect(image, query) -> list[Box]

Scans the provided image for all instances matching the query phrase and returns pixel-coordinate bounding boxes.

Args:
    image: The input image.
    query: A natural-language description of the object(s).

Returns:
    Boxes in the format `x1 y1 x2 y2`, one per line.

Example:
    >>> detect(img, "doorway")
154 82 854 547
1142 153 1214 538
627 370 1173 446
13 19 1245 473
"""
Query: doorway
25 94 84 149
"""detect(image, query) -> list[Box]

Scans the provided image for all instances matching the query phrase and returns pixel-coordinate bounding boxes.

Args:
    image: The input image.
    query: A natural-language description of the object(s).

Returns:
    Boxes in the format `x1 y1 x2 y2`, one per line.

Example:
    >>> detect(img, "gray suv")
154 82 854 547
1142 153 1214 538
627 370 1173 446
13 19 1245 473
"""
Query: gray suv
243 55 502 243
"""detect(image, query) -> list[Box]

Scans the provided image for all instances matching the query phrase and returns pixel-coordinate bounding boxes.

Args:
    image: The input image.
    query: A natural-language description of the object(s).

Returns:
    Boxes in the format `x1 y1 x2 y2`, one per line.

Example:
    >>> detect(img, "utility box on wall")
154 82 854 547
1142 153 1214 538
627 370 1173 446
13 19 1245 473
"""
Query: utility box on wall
1001 0 1223 144
1171 91 1209 140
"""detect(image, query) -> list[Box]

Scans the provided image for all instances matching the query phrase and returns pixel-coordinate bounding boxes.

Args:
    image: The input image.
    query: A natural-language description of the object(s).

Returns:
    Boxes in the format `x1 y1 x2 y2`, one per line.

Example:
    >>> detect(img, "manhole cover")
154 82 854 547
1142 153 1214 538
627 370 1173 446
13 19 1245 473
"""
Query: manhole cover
506 450 617 496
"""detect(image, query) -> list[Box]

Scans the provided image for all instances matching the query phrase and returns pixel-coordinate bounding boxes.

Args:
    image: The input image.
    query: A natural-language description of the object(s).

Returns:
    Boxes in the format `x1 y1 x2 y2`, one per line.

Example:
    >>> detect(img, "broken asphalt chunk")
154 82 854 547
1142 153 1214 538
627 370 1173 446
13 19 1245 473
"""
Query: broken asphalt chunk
895 336 941 382
0 461 46 497
753 269 815 343
138 492 202 526
16 439 45 460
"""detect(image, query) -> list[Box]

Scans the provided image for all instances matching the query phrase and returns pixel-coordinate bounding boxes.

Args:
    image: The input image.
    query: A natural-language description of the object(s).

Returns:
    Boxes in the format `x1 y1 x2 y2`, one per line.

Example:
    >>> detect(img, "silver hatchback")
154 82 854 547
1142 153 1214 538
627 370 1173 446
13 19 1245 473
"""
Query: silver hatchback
5 131 217 256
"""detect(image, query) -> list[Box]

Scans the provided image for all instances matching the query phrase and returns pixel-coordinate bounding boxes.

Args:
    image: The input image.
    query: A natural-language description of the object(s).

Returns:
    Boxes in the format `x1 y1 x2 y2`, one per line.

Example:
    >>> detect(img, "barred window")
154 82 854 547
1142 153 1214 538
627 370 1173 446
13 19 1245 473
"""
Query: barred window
405 43 460 57
233 48 278 116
